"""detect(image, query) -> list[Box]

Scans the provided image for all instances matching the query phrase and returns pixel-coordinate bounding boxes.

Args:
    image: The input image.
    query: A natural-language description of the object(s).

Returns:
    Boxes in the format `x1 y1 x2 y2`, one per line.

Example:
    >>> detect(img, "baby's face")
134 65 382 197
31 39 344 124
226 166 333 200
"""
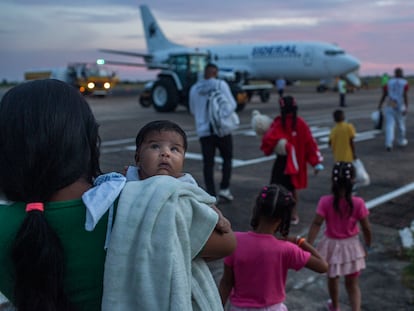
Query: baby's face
136 130 186 180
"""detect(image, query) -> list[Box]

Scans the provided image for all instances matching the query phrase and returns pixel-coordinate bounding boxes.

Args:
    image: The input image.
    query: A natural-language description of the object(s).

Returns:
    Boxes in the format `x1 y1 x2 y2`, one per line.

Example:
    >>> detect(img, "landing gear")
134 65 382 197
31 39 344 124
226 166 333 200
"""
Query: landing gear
259 90 270 103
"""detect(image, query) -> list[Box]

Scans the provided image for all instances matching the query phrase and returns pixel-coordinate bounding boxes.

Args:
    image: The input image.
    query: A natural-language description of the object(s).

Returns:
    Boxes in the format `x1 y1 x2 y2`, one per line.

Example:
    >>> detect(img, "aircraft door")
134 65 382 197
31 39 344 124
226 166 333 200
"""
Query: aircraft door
303 46 314 67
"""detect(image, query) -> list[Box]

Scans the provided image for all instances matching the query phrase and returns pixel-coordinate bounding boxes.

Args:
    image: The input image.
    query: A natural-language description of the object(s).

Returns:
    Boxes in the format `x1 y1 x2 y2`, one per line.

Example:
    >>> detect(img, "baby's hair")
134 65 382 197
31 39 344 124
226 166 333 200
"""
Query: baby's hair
331 162 355 215
250 184 295 236
135 120 188 151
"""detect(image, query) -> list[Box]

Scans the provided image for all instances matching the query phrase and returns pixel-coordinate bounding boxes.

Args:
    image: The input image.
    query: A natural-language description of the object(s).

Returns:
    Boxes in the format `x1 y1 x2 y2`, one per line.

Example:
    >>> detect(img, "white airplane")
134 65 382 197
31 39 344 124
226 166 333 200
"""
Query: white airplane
101 5 361 87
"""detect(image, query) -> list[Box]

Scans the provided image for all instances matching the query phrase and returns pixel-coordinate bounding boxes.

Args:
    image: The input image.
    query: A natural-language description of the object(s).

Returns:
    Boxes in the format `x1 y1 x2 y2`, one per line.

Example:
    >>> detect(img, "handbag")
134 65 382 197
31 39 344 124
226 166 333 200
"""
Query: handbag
353 158 370 187
371 110 383 130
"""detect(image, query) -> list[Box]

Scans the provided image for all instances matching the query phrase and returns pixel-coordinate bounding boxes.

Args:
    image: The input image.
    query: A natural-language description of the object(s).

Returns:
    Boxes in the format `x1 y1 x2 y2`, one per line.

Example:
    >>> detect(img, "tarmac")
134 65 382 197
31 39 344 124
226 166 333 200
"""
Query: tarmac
2 85 414 310
3 223 410 311
207 222 414 311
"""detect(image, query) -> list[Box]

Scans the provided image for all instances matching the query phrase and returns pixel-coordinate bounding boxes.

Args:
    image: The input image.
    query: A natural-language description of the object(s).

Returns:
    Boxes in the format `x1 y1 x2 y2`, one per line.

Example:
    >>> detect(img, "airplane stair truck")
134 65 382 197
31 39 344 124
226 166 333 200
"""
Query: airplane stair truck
24 62 118 96
139 51 272 112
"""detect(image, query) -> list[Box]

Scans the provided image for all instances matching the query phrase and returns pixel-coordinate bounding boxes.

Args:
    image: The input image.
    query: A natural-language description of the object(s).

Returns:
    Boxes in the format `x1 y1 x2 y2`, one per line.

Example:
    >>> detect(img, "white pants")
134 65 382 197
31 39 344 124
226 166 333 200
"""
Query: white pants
384 106 407 148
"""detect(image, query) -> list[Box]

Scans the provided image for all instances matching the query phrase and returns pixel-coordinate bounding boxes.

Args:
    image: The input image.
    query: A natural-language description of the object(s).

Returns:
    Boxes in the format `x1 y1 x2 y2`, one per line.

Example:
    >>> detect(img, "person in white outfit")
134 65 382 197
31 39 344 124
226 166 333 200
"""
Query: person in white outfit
378 67 409 151
276 77 286 97
189 63 237 202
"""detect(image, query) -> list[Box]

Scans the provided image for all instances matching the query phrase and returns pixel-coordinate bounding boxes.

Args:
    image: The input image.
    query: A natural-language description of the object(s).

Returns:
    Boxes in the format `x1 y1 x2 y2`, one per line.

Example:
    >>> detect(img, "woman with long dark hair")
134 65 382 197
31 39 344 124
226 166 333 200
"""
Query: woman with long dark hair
261 95 324 225
0 79 106 310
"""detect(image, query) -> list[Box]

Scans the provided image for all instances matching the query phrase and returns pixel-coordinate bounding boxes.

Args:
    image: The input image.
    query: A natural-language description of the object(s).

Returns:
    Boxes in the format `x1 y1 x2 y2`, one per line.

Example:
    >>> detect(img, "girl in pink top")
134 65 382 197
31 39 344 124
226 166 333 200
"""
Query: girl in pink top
219 184 328 311
307 162 372 311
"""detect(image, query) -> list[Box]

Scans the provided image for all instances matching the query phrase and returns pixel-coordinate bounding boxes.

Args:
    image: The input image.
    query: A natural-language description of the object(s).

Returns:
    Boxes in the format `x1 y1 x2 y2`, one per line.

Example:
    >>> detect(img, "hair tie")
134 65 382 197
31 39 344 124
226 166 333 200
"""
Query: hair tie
26 202 44 213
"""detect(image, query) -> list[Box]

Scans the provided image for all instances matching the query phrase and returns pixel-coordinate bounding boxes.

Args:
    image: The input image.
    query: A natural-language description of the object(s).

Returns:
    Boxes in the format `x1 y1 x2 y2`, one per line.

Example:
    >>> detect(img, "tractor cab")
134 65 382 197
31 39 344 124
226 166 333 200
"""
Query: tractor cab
145 51 247 112
149 52 209 112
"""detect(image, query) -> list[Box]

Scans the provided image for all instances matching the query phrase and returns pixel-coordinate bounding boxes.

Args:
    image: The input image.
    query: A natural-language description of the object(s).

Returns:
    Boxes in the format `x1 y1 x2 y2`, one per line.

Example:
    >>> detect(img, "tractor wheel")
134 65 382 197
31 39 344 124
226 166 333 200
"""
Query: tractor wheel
151 78 178 112
259 90 270 103
139 94 151 108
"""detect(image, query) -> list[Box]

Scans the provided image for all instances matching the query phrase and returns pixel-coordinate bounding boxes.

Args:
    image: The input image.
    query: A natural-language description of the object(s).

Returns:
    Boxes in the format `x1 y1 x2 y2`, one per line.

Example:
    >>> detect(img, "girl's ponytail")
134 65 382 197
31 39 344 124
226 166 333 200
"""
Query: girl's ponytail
11 203 74 311
331 162 355 215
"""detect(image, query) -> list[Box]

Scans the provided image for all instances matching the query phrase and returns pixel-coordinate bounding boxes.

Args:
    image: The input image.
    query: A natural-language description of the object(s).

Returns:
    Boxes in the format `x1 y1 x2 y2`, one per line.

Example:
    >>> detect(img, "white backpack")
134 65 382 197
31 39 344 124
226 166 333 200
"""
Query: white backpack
207 80 240 137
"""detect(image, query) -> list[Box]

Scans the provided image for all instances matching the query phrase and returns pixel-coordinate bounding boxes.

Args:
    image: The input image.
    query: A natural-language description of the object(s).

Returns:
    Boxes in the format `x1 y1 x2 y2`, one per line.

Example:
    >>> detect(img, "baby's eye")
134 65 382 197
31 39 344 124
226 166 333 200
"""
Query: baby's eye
150 143 160 149
171 146 183 153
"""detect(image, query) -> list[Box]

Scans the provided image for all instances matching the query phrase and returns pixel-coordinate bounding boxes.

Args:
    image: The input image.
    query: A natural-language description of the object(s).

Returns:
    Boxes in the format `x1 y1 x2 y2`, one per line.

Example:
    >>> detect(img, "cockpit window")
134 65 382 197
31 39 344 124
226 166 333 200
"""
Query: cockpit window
325 50 345 56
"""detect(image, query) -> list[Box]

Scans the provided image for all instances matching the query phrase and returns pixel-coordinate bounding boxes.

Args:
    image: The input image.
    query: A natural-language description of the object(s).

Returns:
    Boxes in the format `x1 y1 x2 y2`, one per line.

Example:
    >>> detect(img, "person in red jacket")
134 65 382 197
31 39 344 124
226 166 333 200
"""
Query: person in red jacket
261 95 324 224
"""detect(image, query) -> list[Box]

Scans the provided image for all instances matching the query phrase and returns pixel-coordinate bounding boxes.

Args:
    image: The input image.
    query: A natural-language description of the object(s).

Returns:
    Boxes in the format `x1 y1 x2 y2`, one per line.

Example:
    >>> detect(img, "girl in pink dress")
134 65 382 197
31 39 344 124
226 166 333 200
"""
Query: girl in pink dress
307 162 372 311
219 184 328 311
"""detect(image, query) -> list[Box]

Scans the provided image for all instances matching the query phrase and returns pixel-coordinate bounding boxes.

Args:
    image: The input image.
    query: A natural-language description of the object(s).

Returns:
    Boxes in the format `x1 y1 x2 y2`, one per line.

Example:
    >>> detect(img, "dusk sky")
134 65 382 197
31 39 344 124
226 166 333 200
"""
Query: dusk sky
1 0 413 82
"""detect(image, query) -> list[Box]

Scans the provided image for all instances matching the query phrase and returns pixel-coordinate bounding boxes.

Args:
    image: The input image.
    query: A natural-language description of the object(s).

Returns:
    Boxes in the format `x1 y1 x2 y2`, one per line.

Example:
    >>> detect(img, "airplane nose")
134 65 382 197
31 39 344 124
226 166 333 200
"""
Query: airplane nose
345 54 361 72
325 53 360 78
342 55 361 87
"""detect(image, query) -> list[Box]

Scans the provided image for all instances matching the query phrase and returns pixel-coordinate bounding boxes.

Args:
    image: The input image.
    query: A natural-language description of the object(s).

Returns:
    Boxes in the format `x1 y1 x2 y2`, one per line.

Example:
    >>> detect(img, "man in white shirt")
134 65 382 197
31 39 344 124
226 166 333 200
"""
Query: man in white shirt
378 67 409 151
189 63 237 202
276 77 286 97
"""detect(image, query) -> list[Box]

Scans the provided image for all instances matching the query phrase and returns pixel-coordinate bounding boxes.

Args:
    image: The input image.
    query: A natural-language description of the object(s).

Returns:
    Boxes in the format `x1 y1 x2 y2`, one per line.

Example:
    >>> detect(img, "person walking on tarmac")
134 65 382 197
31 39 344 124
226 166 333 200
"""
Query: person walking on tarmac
338 77 347 107
276 77 286 97
378 67 409 151
381 73 389 88
260 95 324 225
219 184 327 311
189 63 237 202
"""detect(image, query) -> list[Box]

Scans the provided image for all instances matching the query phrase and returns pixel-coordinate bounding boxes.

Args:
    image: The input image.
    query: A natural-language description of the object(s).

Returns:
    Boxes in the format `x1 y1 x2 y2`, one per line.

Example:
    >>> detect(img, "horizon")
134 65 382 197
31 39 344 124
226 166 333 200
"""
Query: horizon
1 1 413 82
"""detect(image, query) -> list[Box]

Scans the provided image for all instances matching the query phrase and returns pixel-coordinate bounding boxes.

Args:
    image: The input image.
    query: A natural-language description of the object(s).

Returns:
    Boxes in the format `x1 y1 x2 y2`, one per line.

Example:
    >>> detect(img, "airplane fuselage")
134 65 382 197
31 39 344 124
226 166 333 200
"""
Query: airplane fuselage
101 5 361 87
150 41 360 82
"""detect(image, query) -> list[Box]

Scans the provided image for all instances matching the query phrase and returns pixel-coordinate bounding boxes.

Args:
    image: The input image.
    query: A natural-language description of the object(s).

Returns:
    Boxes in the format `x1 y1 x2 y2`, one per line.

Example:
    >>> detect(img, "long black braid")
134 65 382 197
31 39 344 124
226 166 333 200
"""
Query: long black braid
279 96 297 131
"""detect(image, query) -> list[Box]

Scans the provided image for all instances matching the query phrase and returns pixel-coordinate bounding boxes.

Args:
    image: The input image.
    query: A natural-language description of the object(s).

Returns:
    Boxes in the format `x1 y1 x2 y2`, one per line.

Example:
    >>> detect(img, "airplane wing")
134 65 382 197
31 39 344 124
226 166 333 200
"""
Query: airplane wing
99 49 151 59
99 49 158 68
98 60 148 67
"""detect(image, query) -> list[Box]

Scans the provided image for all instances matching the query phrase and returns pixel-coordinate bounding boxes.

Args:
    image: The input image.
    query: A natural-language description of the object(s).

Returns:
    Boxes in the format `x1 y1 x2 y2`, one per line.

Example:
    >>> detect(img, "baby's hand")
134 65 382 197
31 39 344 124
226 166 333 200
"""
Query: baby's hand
211 204 231 234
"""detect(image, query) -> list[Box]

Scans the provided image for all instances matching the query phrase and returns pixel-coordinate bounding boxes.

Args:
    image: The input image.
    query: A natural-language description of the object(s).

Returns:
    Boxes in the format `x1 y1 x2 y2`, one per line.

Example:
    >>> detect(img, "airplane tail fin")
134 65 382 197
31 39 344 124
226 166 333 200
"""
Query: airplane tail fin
140 5 184 53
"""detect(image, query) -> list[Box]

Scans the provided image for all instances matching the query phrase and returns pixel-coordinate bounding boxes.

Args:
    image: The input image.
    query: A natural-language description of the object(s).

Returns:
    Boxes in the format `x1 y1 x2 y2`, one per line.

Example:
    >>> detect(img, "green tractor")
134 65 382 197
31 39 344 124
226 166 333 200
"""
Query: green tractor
141 52 248 112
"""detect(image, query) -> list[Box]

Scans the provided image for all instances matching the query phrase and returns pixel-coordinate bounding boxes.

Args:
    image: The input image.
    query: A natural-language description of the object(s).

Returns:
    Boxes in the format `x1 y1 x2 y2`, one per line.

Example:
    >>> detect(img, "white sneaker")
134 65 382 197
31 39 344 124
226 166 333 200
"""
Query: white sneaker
398 139 408 147
218 188 234 201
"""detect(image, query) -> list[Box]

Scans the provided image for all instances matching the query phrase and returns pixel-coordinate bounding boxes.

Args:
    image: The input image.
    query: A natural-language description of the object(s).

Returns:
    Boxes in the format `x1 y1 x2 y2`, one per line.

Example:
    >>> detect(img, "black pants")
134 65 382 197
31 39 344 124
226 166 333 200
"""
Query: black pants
339 93 346 107
270 155 294 192
200 134 233 196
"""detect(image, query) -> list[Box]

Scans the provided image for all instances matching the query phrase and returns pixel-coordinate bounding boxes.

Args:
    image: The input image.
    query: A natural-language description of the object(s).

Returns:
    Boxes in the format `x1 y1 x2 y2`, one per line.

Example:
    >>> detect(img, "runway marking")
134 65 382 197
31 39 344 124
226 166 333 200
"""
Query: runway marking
365 182 414 210
185 128 382 168
101 127 382 169
100 126 412 210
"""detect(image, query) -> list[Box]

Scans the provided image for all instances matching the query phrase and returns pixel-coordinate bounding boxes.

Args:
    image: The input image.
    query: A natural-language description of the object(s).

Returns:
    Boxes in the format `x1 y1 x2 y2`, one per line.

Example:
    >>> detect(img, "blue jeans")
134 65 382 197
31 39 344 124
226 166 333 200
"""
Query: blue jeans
384 106 406 148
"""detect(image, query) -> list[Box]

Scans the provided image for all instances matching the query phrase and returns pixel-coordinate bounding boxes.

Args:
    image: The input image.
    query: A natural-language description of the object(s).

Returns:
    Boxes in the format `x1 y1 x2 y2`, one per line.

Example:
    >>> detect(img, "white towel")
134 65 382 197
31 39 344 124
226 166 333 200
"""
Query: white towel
125 165 198 185
82 172 126 249
102 175 222 311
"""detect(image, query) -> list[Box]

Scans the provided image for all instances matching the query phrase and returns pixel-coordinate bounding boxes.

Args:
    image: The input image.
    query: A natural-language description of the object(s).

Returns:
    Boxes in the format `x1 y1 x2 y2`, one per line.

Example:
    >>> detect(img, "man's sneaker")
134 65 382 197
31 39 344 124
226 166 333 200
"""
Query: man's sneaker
218 188 234 202
398 139 408 147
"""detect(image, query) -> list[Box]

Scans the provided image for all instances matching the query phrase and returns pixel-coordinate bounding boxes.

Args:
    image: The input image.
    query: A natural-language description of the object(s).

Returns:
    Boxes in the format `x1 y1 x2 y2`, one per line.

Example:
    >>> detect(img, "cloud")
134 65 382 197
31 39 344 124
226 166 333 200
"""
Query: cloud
1 0 414 81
